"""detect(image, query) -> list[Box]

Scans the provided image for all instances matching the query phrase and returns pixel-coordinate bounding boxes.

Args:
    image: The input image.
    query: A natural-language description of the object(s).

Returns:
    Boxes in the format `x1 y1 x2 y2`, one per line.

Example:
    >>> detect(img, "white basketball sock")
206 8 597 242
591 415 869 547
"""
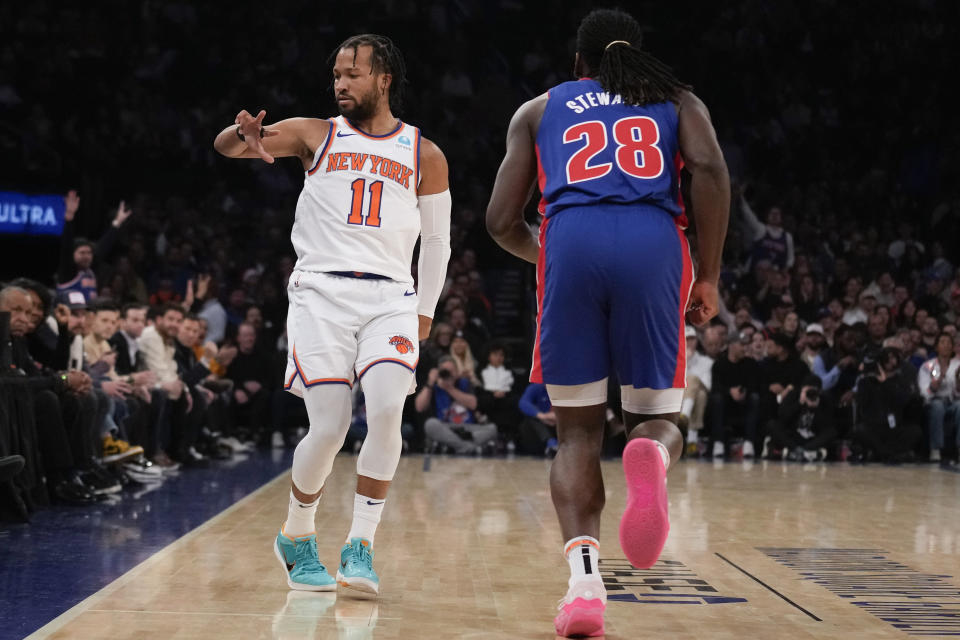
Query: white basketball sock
347 493 385 544
284 490 319 537
564 536 601 588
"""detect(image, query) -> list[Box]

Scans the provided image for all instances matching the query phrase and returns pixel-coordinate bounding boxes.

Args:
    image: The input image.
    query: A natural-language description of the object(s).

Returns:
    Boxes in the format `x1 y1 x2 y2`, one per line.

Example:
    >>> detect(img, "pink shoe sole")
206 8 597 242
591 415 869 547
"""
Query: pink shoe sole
554 597 605 638
619 438 669 569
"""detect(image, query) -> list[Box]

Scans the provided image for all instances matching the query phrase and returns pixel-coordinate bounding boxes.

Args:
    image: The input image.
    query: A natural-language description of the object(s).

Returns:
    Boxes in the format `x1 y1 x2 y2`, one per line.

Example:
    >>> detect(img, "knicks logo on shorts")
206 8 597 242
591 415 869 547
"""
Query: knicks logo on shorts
389 335 415 355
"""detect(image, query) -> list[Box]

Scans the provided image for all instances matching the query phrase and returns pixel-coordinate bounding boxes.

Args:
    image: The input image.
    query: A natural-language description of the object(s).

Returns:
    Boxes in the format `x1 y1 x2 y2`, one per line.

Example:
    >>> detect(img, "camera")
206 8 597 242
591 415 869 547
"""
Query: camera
437 369 453 382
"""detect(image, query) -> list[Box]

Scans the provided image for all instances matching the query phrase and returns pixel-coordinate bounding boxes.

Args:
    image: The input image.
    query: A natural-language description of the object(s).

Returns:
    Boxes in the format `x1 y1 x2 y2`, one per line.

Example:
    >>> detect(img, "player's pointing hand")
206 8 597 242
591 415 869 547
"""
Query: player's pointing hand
235 109 280 164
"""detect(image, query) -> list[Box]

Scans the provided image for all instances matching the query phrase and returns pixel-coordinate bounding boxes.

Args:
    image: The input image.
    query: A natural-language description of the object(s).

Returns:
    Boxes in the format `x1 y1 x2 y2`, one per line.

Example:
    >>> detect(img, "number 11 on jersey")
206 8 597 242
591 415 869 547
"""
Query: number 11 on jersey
347 178 384 227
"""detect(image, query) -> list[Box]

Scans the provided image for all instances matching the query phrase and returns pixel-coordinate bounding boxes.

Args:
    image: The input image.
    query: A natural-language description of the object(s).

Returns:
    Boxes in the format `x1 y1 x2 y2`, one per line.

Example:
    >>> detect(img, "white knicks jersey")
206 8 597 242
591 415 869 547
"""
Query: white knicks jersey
291 116 422 285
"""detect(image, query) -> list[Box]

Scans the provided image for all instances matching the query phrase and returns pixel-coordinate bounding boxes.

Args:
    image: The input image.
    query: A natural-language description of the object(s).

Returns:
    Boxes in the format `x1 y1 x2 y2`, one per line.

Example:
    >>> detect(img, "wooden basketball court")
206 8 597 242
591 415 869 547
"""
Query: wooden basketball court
27 456 960 639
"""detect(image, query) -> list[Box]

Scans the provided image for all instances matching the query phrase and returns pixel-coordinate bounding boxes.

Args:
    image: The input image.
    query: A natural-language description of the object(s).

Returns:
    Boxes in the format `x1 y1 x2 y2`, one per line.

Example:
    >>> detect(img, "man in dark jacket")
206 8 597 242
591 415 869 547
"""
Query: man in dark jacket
225 322 272 443
1 285 99 503
853 348 921 462
708 332 761 457
764 374 837 460
758 332 810 429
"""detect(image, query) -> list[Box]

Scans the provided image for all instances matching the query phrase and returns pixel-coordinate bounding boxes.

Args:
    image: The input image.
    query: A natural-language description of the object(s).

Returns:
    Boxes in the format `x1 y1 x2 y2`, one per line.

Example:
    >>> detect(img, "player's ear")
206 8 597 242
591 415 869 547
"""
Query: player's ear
381 73 392 96
573 52 584 78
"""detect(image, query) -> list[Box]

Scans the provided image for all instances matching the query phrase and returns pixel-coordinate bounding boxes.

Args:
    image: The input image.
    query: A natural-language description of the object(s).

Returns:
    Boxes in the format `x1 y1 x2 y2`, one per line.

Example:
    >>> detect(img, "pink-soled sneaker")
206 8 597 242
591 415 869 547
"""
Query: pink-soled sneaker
619 437 669 569
554 580 606 638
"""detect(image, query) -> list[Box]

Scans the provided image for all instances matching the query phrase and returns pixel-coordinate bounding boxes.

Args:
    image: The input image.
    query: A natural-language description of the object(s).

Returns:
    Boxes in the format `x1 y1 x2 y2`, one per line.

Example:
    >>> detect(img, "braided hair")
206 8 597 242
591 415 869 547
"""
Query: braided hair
333 34 408 113
576 9 690 106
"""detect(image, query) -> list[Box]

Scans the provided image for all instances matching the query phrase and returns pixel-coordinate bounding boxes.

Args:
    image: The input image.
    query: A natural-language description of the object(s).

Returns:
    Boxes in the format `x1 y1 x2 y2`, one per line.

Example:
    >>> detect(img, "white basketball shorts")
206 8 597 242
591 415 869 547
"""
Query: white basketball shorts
283 271 419 397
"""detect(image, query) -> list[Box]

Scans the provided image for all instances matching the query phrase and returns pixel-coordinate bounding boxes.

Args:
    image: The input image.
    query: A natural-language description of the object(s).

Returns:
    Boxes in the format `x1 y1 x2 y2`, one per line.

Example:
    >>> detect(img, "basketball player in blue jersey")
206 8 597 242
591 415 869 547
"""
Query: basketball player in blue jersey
487 9 729 637
214 35 451 595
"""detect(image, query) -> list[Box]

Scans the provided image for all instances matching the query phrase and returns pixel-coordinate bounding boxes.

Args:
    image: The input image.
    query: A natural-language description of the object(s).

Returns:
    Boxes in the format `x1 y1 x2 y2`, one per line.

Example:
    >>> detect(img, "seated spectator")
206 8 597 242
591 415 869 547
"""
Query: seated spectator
780 310 801 343
477 342 520 446
758 332 810 429
196 275 228 344
517 382 556 456
942 286 960 326
917 275 948 319
842 290 875 326
9 278 62 368
679 326 714 454
853 348 921 463
918 316 940 358
139 303 204 465
748 331 766 361
0 286 101 504
799 323 826 370
708 331 760 458
763 375 836 461
418 322 454 381
446 307 488 358
812 324 860 398
82 300 148 461
917 333 960 463
175 314 232 456
225 322 272 445
794 274 824 321
866 313 889 351
863 271 896 307
416 356 497 454
449 331 481 387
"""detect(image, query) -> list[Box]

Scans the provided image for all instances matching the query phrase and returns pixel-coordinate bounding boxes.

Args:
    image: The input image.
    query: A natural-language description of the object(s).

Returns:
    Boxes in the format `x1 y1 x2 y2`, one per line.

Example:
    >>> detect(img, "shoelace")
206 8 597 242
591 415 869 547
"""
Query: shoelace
348 541 374 571
294 538 325 571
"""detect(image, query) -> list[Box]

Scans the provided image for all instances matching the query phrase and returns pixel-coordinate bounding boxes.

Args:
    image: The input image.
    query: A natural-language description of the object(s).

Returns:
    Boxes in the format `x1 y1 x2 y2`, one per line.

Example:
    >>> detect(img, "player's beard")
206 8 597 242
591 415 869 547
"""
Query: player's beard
337 85 381 121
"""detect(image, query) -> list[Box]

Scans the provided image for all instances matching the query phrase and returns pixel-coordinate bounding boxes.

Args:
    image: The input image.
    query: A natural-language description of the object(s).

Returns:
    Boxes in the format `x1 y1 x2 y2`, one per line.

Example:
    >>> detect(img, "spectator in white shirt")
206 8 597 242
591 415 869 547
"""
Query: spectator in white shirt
139 303 186 398
842 291 876 326
681 325 717 450
862 271 896 308
481 343 514 394
917 333 960 463
478 343 520 448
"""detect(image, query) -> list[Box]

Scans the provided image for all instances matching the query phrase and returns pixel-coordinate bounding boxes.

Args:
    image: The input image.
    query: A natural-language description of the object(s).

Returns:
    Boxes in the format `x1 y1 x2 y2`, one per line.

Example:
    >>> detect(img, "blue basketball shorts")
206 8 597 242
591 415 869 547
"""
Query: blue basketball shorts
531 204 693 394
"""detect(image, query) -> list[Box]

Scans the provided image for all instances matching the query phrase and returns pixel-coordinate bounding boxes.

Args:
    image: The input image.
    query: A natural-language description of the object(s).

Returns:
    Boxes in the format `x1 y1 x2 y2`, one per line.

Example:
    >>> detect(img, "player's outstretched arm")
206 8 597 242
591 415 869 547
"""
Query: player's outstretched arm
213 110 331 169
486 97 545 265
415 138 452 340
677 91 730 326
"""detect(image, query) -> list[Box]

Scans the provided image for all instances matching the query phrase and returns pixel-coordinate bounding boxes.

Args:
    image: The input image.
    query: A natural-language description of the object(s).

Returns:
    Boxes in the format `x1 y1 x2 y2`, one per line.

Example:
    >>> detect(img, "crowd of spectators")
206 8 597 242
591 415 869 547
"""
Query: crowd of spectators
680 186 960 463
2 1 958 519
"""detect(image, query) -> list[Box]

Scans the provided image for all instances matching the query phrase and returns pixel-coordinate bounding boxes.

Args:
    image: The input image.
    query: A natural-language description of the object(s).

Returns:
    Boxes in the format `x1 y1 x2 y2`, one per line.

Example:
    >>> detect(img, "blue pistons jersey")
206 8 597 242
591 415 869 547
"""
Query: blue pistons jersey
535 78 685 224
531 78 694 392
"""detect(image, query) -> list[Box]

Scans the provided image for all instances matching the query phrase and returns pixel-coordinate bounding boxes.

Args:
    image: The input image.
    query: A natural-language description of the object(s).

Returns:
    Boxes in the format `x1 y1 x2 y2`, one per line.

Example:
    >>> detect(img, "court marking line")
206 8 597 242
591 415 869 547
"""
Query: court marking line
24 469 292 640
84 609 400 620
714 552 822 621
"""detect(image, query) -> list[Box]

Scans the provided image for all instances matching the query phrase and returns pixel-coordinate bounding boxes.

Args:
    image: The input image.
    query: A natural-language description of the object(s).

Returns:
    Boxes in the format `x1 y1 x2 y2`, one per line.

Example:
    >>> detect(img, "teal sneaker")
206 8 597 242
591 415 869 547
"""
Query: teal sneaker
274 529 337 591
336 537 380 594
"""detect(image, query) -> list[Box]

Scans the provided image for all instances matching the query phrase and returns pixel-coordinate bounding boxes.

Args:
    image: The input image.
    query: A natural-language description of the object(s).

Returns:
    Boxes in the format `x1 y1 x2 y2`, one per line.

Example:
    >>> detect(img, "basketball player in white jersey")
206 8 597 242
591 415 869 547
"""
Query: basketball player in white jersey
213 34 450 594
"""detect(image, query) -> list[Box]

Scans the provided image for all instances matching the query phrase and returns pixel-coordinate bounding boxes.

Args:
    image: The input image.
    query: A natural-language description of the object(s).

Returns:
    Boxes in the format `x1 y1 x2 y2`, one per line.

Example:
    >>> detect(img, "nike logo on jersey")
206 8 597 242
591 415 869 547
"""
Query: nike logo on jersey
403 290 415 296
336 132 356 137
366 500 385 506
325 152 415 188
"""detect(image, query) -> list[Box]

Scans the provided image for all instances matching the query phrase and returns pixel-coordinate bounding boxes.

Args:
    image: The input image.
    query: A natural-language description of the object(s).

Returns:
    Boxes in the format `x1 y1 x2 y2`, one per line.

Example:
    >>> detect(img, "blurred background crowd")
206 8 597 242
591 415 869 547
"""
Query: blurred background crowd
1 0 958 519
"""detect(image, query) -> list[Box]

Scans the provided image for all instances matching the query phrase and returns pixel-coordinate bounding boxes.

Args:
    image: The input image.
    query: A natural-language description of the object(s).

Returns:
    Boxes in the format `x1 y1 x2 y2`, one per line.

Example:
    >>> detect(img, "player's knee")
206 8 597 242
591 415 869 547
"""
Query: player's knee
302 421 348 449
365 398 406 430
